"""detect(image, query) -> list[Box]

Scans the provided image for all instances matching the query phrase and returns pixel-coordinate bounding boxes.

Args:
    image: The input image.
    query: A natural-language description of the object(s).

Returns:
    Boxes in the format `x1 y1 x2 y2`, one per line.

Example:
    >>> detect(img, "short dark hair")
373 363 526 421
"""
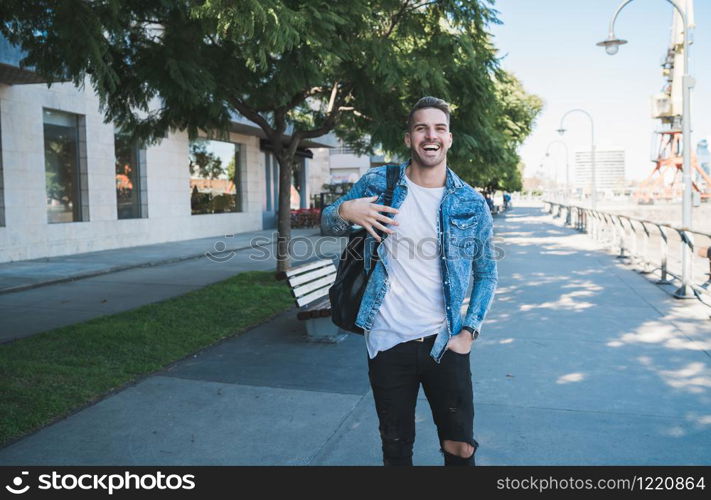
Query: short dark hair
407 96 451 131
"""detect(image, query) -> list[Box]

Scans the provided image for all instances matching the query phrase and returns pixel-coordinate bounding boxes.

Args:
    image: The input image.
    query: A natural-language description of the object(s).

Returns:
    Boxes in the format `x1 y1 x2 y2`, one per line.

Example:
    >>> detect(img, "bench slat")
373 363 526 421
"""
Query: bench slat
296 287 330 308
287 264 336 287
285 259 333 278
292 273 337 299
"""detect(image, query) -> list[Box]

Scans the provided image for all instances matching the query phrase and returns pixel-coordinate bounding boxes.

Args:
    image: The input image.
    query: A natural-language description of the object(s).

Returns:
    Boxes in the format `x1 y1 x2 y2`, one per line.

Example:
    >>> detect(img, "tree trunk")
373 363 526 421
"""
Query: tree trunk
274 152 294 273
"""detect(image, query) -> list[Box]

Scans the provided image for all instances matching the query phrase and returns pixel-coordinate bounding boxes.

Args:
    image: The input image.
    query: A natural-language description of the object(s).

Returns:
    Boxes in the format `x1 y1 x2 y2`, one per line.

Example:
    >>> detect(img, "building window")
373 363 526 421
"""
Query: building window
115 131 148 219
189 138 242 214
43 109 88 223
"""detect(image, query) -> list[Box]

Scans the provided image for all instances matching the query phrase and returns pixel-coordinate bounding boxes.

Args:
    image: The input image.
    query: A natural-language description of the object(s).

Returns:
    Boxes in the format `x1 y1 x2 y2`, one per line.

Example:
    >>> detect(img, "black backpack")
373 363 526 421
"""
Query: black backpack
329 165 399 334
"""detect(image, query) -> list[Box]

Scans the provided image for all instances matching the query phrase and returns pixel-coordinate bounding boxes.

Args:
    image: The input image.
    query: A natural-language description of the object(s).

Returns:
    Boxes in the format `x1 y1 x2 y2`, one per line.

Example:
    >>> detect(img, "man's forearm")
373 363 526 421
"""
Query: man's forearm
321 199 353 236
462 275 497 335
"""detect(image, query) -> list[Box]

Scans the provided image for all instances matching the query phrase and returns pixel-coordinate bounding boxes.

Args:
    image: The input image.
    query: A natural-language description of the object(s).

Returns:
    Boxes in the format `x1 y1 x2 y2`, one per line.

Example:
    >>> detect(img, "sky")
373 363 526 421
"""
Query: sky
488 0 710 182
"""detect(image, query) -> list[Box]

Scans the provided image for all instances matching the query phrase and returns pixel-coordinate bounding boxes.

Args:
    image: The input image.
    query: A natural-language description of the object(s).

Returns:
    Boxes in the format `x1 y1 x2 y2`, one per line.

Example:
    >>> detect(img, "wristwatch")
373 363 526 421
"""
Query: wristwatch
462 326 479 340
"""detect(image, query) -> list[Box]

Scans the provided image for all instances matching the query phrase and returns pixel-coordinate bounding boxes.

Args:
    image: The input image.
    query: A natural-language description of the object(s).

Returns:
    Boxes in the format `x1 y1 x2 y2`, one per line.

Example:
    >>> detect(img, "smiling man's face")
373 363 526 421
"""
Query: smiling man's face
405 107 453 169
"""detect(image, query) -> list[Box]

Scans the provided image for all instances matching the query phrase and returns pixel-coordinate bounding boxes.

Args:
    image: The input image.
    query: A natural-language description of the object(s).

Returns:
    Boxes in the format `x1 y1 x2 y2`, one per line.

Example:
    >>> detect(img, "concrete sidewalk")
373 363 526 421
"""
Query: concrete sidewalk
0 228 343 343
1 203 710 465
0 228 322 295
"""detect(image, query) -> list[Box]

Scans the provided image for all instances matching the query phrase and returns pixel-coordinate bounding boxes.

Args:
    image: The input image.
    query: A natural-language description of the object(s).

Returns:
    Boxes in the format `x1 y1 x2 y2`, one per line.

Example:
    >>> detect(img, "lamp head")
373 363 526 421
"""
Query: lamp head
596 36 627 56
556 128 566 136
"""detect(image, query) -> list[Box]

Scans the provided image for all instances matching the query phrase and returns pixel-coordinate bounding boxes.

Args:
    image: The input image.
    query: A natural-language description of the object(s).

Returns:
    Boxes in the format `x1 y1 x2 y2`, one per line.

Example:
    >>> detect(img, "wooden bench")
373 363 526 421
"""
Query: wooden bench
277 258 347 342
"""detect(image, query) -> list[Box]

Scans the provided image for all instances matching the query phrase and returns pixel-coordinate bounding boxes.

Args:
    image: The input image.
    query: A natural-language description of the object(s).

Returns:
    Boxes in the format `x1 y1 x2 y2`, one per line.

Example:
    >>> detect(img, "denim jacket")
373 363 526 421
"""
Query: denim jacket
321 161 498 363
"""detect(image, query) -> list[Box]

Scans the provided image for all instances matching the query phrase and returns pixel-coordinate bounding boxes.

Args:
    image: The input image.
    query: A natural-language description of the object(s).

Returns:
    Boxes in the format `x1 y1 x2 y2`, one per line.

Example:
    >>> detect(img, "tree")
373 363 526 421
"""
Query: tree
2 0 539 271
454 72 543 193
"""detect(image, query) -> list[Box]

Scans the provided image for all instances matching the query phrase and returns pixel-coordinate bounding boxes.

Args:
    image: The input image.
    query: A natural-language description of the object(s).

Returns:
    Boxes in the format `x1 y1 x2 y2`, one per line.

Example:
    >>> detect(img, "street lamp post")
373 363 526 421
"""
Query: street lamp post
557 109 596 209
597 0 694 298
546 140 570 202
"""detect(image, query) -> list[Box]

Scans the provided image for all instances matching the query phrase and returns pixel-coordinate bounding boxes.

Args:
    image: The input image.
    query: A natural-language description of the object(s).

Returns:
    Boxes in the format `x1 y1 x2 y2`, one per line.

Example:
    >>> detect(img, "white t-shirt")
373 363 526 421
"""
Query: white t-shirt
366 173 447 359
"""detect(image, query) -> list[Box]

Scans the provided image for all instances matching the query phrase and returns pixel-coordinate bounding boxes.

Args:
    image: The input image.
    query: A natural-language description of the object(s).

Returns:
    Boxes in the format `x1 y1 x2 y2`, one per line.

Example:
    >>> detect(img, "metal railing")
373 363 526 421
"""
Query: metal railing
543 201 711 307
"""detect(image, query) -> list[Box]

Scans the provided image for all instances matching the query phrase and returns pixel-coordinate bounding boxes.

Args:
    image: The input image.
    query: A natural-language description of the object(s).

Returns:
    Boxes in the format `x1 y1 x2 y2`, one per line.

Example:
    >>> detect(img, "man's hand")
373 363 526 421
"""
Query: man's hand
338 195 399 242
446 329 475 355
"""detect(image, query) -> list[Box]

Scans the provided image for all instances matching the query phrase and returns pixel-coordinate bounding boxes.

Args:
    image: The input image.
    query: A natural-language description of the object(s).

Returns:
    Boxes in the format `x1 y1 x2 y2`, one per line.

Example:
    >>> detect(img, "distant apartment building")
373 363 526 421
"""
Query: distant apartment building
328 145 371 184
574 149 625 192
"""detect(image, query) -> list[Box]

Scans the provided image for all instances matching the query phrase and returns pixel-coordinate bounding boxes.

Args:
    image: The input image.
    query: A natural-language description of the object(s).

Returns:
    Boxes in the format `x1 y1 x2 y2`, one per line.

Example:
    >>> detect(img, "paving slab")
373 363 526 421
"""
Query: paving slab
311 387 444 466
165 311 372 397
0 376 362 466
475 403 711 466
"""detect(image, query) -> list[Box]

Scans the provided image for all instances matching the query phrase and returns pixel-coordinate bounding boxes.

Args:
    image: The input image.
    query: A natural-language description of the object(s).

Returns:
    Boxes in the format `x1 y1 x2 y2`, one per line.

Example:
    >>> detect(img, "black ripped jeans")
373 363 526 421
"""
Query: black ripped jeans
367 335 479 466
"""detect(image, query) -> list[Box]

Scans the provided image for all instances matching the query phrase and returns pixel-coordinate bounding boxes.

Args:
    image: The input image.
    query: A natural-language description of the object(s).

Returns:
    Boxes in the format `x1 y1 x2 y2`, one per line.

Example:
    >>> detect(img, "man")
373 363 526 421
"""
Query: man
503 192 511 210
321 97 498 466
484 193 495 213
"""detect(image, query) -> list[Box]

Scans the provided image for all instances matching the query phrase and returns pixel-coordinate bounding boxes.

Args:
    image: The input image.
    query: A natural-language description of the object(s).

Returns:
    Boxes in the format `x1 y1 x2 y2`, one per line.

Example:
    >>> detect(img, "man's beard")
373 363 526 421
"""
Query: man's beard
411 144 446 168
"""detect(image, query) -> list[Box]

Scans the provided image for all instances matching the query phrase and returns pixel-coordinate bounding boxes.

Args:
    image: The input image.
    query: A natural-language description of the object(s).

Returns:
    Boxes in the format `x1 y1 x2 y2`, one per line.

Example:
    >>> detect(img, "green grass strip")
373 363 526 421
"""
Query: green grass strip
0 271 294 448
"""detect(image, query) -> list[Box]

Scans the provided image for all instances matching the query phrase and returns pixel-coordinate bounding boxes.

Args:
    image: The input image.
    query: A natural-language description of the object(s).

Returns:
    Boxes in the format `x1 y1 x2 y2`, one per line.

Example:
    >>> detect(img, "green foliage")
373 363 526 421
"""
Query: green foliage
0 1 537 157
189 140 224 180
226 156 236 182
455 73 543 192
1 0 541 249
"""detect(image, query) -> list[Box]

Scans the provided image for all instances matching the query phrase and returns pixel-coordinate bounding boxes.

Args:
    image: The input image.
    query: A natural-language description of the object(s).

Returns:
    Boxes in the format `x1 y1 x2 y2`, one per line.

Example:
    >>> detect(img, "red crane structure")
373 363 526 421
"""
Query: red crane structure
633 0 710 204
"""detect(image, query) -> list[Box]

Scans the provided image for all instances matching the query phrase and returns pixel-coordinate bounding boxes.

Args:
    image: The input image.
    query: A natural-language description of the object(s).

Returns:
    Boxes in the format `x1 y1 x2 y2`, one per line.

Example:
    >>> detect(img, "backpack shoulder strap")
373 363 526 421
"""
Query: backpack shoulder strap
368 165 399 245
382 164 399 207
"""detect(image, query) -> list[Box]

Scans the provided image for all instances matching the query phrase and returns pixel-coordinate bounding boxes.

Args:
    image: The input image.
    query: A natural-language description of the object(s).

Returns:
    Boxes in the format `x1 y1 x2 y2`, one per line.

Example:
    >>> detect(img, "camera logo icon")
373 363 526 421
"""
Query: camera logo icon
5 471 30 494
205 235 237 263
